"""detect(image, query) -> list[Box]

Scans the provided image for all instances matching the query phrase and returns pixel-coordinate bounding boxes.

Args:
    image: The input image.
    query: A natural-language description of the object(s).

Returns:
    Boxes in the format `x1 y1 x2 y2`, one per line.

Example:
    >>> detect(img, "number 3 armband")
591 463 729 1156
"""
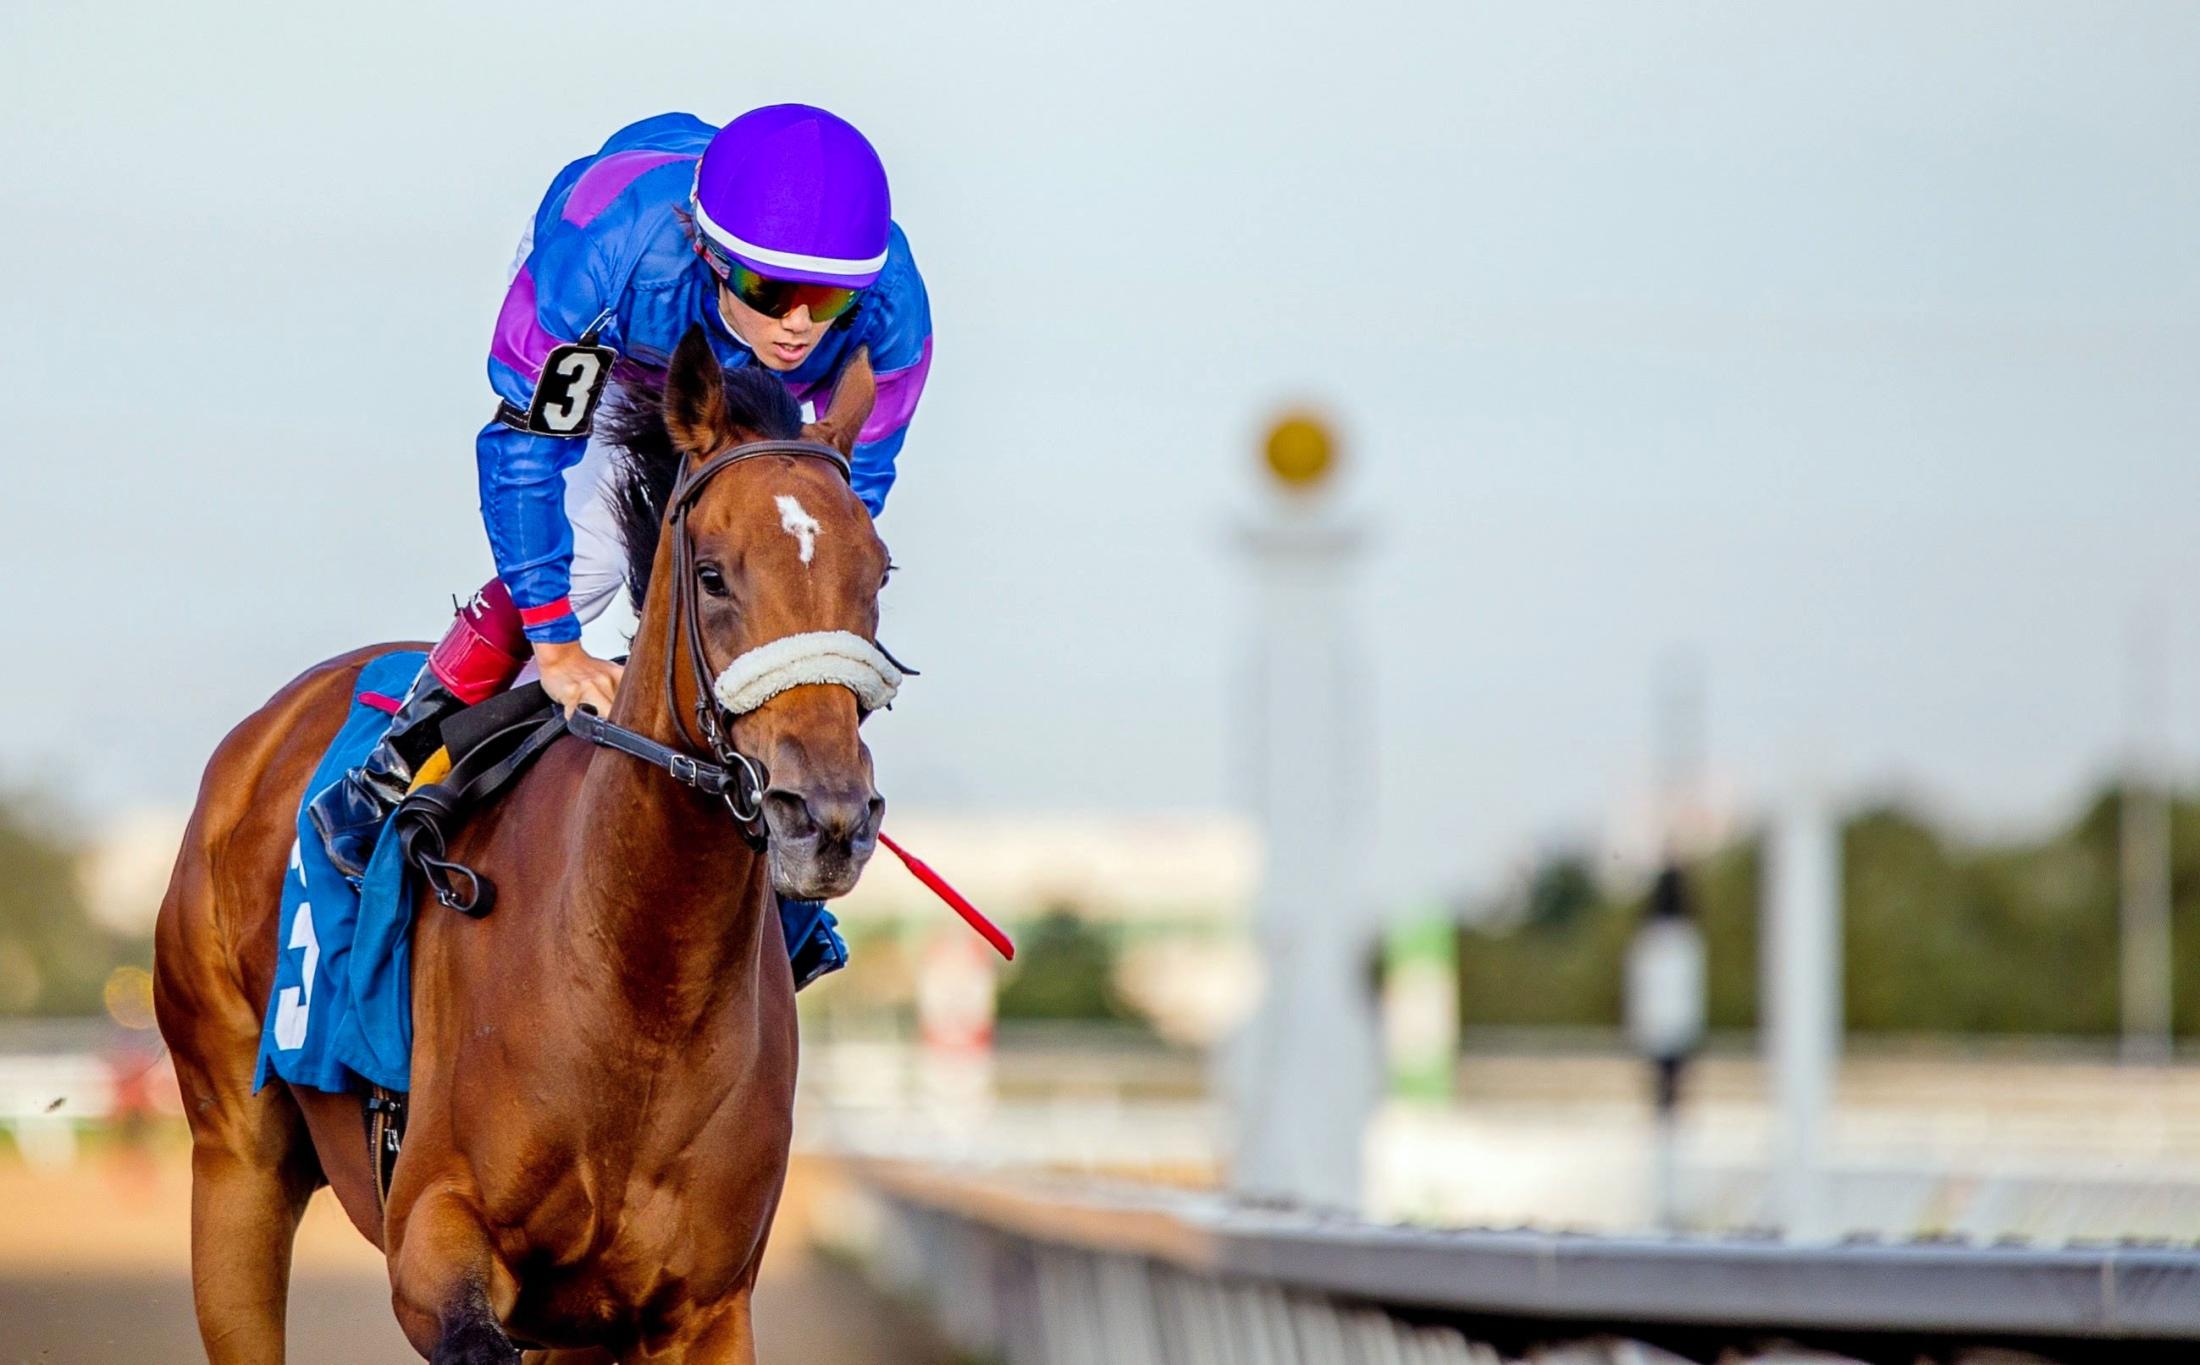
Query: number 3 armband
498 338 617 437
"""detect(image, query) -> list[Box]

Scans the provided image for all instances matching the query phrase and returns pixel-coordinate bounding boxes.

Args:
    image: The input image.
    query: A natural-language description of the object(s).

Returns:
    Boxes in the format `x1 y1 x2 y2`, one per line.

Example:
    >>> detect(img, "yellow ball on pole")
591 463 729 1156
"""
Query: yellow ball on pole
1263 412 1337 492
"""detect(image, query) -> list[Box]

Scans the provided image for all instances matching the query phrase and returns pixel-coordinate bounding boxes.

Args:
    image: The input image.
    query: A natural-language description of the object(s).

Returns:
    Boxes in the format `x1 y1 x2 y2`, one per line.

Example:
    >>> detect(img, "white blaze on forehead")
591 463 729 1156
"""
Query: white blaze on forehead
774 494 821 565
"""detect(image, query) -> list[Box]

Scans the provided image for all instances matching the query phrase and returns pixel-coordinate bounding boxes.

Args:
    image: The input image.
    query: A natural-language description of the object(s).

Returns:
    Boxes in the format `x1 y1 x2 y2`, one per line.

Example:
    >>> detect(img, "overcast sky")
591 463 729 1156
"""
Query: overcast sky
3 2 2197 905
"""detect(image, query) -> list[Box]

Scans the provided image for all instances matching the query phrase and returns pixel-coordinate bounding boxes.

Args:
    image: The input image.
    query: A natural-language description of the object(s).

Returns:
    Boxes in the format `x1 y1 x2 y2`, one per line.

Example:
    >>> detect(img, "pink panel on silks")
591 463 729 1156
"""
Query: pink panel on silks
561 151 690 227
490 268 563 380
858 335 933 444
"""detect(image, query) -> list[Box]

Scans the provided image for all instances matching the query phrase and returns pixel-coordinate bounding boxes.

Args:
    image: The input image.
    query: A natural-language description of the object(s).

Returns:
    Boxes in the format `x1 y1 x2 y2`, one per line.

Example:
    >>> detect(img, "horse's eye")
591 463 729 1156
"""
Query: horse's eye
697 564 730 598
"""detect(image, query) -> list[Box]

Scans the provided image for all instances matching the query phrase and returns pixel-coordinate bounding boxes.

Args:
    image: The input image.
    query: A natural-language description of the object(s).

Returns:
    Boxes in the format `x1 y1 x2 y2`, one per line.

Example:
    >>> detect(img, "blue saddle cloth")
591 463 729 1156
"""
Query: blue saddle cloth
253 651 426 1097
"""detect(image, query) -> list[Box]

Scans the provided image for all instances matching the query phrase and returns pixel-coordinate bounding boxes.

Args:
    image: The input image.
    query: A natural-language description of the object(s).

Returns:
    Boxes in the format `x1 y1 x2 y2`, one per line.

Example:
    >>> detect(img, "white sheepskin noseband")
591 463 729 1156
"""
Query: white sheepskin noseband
712 631 904 716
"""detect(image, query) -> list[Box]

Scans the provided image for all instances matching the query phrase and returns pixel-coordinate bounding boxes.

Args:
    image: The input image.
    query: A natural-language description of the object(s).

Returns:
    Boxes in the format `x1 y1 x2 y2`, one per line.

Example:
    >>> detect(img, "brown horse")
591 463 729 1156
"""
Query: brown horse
154 326 891 1363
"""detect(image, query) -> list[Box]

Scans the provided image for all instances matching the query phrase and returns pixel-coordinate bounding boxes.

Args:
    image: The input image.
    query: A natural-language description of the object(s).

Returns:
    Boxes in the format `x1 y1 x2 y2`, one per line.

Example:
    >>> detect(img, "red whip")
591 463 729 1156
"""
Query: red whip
878 831 1015 961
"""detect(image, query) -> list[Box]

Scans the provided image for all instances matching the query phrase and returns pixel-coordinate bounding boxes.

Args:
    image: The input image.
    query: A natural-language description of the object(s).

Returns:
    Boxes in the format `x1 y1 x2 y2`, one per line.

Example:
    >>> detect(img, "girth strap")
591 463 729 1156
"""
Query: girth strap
364 1085 406 1215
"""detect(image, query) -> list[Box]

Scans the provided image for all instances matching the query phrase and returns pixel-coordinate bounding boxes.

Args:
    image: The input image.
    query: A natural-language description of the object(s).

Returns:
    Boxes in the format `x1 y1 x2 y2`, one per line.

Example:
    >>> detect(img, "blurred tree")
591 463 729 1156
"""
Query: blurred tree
1457 787 2196 1040
994 906 1144 1027
1457 876 1628 1028
0 786 144 1016
2169 793 2200 1038
1692 836 1762 1030
1457 838 1761 1032
1523 852 1601 933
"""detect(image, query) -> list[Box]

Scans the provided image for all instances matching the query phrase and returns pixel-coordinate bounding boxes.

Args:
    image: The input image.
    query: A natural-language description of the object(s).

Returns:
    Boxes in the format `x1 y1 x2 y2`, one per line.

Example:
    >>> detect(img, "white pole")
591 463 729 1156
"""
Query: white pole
1652 1102 1680 1229
1227 474 1376 1212
1765 786 1840 1242
2122 611 2175 1065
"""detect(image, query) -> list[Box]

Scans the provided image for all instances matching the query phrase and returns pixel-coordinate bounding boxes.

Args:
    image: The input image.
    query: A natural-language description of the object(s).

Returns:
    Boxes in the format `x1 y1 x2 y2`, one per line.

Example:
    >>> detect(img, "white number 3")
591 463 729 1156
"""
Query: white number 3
526 341 614 435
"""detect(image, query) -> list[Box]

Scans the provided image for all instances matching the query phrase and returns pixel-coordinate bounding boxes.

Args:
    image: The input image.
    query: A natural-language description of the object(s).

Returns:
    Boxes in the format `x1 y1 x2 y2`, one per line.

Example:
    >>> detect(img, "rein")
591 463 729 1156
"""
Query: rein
567 707 765 809
404 436 993 947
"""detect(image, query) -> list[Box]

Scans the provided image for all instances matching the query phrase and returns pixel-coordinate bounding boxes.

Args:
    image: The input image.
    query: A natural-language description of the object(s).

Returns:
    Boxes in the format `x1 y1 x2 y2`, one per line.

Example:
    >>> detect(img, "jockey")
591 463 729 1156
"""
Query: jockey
307 106 932 987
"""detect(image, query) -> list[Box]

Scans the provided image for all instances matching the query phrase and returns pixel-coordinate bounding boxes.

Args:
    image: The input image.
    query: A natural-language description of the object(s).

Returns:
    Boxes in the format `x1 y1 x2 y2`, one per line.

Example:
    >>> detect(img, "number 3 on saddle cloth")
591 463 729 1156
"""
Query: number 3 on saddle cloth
254 651 432 1100
254 651 853 1105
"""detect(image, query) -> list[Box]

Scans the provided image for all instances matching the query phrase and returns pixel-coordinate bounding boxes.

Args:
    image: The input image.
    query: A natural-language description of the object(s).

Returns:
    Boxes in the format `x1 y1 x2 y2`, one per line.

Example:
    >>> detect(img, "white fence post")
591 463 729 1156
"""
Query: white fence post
1765 785 1842 1242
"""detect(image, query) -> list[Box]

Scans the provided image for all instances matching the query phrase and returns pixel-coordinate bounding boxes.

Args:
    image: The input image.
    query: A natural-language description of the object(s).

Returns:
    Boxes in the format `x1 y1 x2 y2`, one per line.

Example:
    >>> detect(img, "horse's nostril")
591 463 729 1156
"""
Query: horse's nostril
812 791 877 844
763 789 879 846
763 790 817 840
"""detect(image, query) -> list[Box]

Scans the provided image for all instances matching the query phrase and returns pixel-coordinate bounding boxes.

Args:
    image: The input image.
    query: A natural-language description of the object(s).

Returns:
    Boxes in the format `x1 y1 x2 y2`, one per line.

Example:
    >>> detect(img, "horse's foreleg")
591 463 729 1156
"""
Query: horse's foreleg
390 1185 522 1364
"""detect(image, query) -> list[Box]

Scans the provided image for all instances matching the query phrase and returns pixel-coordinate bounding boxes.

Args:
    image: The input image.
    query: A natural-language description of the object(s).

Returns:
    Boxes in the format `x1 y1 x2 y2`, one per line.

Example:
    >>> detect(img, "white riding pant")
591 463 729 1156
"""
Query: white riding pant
503 434 631 691
561 427 630 630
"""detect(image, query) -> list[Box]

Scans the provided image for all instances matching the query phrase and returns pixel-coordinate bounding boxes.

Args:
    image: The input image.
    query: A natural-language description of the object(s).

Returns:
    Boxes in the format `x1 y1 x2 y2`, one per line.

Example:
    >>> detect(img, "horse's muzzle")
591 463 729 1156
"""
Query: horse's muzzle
761 785 883 899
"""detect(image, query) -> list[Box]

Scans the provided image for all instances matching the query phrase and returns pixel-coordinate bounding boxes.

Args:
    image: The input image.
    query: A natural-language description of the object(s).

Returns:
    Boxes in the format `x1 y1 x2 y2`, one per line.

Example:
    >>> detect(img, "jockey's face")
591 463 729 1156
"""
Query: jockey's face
718 284 820 373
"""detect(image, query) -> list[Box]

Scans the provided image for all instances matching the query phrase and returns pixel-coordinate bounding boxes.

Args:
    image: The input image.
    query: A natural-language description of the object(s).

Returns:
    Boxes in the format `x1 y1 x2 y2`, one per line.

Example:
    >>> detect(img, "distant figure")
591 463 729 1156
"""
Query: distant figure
102 1033 164 1202
307 107 933 987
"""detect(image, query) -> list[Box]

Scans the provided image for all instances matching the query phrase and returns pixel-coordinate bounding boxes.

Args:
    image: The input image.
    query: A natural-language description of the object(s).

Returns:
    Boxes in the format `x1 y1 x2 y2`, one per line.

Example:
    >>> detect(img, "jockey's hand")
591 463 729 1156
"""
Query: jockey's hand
535 640 624 718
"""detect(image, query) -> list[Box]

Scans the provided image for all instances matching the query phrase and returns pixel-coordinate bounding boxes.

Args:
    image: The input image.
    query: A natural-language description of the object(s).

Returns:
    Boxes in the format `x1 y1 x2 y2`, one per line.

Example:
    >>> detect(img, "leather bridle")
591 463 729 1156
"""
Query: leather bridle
578 437 863 849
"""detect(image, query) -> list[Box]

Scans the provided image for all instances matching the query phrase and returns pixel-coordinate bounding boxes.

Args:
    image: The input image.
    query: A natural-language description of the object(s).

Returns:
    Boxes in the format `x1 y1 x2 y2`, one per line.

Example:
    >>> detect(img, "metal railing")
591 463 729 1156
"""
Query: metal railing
846 1161 2200 1363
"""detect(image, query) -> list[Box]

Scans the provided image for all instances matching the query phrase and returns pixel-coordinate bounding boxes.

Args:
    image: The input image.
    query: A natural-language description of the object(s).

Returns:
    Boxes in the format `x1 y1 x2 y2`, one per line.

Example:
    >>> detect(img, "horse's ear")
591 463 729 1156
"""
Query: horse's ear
804 347 876 457
664 324 733 460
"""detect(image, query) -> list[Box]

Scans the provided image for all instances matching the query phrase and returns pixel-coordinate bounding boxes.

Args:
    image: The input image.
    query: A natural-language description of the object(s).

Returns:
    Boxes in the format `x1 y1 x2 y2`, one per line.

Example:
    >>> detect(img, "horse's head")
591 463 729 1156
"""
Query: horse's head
649 326 893 900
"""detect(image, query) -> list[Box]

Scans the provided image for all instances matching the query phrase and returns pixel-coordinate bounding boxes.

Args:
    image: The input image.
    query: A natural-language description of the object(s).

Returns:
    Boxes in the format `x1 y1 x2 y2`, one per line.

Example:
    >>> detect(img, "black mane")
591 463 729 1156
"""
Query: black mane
601 364 804 613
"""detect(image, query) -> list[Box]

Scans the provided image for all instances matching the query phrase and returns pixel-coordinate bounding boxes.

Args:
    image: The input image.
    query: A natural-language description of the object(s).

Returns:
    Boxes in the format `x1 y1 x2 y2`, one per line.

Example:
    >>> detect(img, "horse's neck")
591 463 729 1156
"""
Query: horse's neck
561 598 774 1023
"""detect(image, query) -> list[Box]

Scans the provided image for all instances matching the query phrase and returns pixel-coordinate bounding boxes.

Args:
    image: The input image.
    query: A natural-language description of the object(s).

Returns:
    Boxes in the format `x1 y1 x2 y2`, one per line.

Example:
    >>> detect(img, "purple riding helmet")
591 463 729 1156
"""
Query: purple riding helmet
692 103 892 312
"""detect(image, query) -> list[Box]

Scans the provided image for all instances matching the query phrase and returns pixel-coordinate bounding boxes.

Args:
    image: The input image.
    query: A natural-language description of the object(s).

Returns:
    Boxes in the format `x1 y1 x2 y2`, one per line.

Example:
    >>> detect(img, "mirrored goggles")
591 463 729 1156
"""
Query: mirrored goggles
703 245 864 323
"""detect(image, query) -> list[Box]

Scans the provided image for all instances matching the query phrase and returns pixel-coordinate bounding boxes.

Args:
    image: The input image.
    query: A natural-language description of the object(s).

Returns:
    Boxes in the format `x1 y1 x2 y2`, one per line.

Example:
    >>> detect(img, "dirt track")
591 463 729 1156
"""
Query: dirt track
0 1145 947 1364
